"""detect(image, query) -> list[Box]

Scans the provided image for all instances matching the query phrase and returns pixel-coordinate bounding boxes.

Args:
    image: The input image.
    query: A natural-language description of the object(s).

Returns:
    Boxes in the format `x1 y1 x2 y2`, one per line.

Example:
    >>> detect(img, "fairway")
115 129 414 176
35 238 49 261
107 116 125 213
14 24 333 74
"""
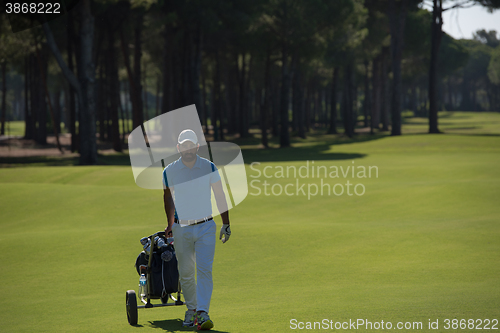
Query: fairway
1 112 499 332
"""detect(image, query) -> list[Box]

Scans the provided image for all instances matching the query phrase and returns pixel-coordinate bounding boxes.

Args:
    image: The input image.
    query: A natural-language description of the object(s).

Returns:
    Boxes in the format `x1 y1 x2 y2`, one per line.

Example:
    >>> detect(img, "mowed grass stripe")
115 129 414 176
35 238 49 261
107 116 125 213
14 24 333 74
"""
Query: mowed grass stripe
0 112 499 332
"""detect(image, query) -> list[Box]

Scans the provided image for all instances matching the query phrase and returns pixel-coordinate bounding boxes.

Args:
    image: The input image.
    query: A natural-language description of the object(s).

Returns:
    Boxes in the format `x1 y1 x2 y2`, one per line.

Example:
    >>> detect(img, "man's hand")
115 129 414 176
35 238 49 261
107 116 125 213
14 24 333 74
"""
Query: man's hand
165 225 173 237
163 188 175 238
219 224 231 243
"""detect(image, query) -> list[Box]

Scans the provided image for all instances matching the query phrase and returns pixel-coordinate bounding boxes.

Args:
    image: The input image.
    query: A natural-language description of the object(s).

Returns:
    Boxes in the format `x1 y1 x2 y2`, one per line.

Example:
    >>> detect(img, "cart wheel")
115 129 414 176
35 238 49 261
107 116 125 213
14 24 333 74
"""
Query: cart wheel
126 290 138 325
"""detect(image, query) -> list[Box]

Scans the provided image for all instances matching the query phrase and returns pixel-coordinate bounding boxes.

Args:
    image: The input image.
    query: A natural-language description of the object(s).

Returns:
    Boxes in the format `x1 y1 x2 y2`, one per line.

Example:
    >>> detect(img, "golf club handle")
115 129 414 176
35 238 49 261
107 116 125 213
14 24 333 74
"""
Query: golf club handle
147 231 166 240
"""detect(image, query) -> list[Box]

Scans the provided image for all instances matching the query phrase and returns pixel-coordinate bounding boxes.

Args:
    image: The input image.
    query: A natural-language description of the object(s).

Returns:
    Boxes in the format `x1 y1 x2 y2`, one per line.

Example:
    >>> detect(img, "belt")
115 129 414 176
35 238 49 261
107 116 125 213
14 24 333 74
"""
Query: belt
174 216 213 226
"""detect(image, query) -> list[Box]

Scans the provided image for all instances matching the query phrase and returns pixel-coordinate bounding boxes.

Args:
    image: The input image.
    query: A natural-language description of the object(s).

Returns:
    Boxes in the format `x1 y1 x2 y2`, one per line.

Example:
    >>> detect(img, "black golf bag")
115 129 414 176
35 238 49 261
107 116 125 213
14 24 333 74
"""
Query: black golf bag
126 231 184 326
135 242 179 297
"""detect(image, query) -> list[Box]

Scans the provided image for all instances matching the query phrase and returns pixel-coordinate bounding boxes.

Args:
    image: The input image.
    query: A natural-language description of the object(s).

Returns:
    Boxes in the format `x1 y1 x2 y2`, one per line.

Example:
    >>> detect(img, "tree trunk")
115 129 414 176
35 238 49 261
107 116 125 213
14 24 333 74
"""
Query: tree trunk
29 54 38 140
494 84 500 111
341 87 347 136
181 29 190 107
192 20 203 113
410 83 417 115
35 46 47 145
292 57 305 138
223 60 233 135
77 0 97 164
245 56 253 137
201 69 208 133
119 94 126 144
449 78 454 108
236 53 249 138
291 53 298 133
213 50 221 141
44 5 97 160
219 83 225 142
171 32 181 110
381 47 390 131
226 62 237 135
222 54 232 139
52 90 61 135
371 54 381 133
428 0 442 133
261 47 271 148
272 80 280 137
143 62 148 121
328 67 339 134
299 81 307 138
317 88 322 126
133 12 144 128
343 63 355 138
472 82 477 111
388 0 408 136
363 60 370 128
305 81 311 132
122 81 129 133
461 76 469 111
120 27 140 132
107 23 122 152
161 24 173 114
352 75 358 134
67 11 78 152
1 61 6 135
24 56 34 139
105 64 112 142
323 88 328 126
98 63 106 140
280 42 291 147
34 41 63 150
312 88 318 127
382 86 391 131
156 75 160 117
497 85 500 112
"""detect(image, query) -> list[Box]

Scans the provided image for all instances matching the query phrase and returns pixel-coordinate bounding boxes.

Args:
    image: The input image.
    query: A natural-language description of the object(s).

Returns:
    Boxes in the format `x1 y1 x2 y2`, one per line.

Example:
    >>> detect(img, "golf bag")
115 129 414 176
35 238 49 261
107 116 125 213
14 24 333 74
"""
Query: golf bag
135 243 179 297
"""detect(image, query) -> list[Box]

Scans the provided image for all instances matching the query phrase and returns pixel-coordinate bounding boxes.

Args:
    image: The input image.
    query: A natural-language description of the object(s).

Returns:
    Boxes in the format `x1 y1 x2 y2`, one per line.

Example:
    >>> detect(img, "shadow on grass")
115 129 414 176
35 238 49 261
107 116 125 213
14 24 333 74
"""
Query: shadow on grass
0 153 131 167
0 155 80 167
148 319 229 332
439 112 473 119
242 144 366 163
442 132 500 137
442 126 480 130
239 132 389 163
401 130 500 137
406 112 474 121
232 128 388 147
401 117 483 125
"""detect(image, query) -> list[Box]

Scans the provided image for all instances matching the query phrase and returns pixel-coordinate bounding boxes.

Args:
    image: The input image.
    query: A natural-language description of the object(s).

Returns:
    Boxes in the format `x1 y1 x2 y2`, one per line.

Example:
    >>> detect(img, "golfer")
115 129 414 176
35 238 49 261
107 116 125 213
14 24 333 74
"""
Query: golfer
162 129 231 330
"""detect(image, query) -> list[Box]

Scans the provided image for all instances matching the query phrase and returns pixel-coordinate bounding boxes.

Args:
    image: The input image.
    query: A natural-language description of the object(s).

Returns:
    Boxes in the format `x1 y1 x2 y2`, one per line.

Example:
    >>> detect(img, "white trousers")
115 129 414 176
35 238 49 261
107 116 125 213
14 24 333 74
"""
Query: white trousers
172 220 216 313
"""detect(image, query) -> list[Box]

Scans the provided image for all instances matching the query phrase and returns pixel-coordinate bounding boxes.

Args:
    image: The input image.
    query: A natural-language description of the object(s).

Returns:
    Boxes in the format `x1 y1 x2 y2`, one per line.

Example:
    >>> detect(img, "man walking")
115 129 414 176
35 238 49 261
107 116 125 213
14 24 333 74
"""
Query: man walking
162 129 231 330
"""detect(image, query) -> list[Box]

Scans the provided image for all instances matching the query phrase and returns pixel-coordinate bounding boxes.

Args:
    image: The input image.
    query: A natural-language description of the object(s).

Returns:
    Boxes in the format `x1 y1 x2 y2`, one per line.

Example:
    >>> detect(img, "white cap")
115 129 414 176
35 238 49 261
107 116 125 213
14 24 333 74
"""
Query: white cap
178 129 198 145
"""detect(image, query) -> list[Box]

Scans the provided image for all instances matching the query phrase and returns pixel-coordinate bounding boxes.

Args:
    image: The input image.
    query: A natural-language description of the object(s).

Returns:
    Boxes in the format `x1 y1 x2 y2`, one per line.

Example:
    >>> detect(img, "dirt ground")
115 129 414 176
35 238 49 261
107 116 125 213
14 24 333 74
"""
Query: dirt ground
0 126 373 159
0 134 123 158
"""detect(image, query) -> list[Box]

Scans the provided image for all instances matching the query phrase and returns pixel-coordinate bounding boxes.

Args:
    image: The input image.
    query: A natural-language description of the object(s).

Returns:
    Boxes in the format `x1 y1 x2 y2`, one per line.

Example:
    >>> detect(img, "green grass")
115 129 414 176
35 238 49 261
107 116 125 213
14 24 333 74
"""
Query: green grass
403 111 500 135
1 112 500 332
1 120 31 137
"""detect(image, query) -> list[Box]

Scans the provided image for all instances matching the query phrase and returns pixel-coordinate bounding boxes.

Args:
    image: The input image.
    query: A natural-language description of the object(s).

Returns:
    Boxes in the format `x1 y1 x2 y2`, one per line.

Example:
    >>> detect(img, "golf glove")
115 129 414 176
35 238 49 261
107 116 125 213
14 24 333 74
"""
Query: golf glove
219 225 231 243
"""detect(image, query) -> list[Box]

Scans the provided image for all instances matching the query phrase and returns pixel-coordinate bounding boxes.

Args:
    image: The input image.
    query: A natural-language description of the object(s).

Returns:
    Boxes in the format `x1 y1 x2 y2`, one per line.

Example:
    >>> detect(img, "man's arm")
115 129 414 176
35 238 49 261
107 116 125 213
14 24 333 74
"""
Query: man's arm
164 187 176 236
211 180 229 225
